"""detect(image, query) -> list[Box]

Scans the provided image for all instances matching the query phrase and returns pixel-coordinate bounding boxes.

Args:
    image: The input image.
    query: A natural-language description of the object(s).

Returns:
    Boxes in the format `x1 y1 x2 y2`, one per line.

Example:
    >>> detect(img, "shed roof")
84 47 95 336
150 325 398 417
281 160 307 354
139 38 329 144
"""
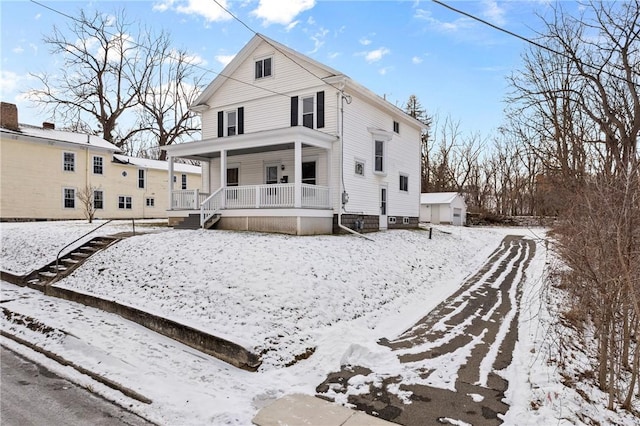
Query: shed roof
3 124 121 152
420 192 461 205
113 154 201 174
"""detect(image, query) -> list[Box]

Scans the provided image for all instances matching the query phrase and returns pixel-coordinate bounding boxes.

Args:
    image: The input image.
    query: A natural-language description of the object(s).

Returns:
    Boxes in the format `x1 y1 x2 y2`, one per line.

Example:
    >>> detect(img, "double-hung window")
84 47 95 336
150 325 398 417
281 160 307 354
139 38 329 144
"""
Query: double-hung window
63 188 75 208
63 152 75 172
93 156 103 175
399 174 409 192
94 190 104 209
118 196 132 209
374 140 385 173
138 169 145 189
227 110 237 136
302 96 314 129
255 57 272 79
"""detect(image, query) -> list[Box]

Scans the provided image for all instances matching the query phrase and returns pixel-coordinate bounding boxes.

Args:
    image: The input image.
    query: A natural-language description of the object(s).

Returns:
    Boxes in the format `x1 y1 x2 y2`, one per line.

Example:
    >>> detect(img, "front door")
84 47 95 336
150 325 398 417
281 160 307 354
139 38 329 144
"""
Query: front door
379 185 387 230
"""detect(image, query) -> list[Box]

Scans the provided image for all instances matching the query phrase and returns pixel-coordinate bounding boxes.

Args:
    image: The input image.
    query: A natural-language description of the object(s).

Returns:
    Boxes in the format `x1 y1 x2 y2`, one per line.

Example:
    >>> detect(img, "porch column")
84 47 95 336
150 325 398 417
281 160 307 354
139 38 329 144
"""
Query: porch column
201 160 210 194
168 156 174 210
326 146 332 209
294 140 302 208
220 149 227 209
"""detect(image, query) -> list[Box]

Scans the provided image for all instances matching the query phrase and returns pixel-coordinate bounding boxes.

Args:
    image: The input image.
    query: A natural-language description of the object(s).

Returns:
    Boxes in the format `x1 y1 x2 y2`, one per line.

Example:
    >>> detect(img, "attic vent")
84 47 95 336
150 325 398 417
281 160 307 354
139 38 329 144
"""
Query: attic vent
43 122 55 130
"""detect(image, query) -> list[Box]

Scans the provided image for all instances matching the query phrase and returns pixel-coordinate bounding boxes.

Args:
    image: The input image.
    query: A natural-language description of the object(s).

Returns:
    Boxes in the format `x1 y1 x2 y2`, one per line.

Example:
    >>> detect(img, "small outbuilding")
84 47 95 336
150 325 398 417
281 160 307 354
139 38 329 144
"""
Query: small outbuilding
420 192 467 225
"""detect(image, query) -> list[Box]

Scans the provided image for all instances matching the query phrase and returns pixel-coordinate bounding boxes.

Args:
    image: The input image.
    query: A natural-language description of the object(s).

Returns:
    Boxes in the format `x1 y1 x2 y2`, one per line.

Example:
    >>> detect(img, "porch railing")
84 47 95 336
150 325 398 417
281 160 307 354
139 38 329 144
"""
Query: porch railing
200 187 223 227
172 184 331 211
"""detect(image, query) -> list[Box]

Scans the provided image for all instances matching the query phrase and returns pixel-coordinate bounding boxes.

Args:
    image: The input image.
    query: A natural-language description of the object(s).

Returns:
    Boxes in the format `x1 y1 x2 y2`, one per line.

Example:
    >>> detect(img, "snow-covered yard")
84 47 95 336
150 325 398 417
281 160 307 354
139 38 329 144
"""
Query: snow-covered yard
1 220 638 425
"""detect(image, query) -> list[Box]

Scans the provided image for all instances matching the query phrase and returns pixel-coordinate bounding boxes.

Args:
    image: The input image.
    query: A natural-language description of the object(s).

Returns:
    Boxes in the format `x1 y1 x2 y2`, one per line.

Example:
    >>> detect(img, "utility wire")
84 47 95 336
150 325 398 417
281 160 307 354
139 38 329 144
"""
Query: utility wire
29 0 292 99
431 0 636 85
210 0 344 93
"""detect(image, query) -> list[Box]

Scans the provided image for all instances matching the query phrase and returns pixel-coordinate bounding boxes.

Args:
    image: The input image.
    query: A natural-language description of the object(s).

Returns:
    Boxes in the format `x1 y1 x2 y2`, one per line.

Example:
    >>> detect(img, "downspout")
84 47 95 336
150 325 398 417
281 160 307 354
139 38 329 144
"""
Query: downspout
336 87 373 241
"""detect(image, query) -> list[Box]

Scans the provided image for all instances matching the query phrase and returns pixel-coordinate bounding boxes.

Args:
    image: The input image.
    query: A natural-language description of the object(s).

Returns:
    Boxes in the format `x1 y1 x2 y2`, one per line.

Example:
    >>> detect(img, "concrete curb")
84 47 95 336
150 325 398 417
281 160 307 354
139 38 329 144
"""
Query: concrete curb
0 329 152 404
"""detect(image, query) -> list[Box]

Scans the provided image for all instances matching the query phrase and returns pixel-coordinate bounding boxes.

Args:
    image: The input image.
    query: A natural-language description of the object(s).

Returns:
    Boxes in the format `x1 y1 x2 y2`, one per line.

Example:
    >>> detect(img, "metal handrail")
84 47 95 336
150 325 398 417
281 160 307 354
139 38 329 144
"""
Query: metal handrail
55 220 114 276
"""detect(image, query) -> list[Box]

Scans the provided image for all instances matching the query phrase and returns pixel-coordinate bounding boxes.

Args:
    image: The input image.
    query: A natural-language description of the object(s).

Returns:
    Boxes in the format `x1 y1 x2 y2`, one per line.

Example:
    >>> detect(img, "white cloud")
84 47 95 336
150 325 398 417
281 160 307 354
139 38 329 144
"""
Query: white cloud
0 70 21 95
481 0 506 26
35 13 41 20
414 8 475 32
359 37 372 46
285 20 300 32
29 43 38 55
251 0 315 26
154 0 231 23
215 54 235 67
362 47 390 63
308 27 329 54
412 56 423 64
12 46 24 54
327 52 340 60
379 66 392 76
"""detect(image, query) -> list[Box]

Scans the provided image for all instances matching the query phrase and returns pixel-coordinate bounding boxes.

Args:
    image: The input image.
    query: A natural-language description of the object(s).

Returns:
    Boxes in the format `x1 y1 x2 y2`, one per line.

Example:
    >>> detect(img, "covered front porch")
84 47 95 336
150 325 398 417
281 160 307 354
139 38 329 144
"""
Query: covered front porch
164 126 338 235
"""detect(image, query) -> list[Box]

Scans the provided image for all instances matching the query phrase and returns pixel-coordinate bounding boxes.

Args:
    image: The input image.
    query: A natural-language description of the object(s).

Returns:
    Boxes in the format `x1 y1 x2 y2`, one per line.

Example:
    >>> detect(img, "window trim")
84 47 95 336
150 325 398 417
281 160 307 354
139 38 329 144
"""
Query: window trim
145 197 155 207
354 159 365 177
92 155 104 175
94 189 104 210
226 110 237 136
368 127 393 175
138 169 145 189
118 195 132 210
63 152 75 172
63 187 76 209
399 173 409 192
254 56 273 80
301 94 315 129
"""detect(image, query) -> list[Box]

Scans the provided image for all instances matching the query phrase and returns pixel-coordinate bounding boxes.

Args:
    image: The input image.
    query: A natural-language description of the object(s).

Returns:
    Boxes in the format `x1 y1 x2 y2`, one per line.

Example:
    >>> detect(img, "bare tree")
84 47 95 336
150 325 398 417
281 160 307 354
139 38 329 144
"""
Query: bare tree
404 95 433 192
77 184 99 223
28 8 207 157
507 0 640 411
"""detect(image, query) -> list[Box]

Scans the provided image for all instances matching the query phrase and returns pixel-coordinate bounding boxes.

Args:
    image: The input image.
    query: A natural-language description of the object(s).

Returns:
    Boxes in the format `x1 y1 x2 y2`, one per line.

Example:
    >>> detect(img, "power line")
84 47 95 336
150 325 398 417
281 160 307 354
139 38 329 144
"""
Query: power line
431 0 636 85
29 0 292 100
210 0 344 93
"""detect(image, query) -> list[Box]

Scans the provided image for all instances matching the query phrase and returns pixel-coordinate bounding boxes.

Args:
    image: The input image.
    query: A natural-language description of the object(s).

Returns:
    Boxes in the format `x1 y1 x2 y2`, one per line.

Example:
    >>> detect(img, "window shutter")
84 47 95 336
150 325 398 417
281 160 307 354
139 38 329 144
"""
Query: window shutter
217 111 224 137
316 91 325 128
237 107 244 135
291 96 298 127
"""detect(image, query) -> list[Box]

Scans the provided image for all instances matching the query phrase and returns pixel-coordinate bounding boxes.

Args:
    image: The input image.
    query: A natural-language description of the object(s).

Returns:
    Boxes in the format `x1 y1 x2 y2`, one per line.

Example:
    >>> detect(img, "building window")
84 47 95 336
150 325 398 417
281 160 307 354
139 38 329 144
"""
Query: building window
399 174 409 192
393 121 400 134
94 190 104 209
374 140 385 173
255 57 272 79
265 165 278 185
403 217 410 224
227 167 239 187
146 197 155 207
118 196 132 209
302 96 314 129
93 156 103 175
138 169 145 189
388 216 396 224
181 174 187 190
63 188 75 208
63 152 75 172
302 161 316 185
227 110 237 136
355 160 365 177
173 175 177 183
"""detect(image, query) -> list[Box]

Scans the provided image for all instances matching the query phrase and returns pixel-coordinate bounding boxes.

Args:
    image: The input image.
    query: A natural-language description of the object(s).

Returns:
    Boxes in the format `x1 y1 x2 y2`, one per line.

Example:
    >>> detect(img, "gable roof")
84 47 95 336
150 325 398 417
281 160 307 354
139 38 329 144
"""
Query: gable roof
191 34 425 130
113 154 201 174
2 124 120 152
420 192 461 205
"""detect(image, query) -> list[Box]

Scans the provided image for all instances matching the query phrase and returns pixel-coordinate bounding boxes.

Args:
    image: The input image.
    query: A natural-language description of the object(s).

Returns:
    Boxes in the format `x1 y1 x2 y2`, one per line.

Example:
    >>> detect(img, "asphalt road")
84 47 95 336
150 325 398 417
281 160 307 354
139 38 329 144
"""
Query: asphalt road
0 346 154 426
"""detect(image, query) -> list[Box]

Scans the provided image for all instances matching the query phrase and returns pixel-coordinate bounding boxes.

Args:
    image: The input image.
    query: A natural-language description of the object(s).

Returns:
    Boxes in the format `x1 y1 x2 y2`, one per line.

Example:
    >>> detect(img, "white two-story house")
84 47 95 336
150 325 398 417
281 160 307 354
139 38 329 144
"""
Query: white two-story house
164 34 424 235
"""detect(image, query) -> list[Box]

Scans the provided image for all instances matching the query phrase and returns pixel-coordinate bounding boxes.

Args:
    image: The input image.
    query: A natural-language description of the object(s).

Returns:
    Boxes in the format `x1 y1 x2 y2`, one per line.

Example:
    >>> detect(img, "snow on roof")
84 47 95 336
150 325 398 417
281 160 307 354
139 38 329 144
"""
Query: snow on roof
113 154 201 174
6 124 121 152
420 192 460 204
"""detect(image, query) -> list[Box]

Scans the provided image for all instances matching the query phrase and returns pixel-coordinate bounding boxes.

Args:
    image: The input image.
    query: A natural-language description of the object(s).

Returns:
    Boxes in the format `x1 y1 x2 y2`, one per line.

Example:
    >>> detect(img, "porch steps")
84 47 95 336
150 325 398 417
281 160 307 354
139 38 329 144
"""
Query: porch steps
22 236 121 290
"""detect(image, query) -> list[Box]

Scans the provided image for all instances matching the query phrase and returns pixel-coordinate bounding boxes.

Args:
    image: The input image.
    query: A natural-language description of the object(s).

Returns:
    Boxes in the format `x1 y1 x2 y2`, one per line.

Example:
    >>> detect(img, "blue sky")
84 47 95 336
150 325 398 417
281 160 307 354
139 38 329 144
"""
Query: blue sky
1 0 574 139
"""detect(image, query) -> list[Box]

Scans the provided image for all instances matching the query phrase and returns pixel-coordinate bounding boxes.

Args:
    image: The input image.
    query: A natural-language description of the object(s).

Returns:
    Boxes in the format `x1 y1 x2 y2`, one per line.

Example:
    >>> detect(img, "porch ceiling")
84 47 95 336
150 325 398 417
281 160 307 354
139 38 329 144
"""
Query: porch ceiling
163 126 337 160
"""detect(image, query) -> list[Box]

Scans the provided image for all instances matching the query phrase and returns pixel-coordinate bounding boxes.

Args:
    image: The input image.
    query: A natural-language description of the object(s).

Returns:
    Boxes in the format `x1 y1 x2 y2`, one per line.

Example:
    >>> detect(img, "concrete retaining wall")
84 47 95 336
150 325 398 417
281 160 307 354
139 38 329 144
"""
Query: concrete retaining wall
44 285 261 371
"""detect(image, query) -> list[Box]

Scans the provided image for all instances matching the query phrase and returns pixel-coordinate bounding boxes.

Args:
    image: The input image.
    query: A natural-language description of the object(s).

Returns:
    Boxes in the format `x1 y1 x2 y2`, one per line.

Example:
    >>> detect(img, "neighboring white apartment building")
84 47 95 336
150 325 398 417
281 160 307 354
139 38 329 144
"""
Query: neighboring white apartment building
0 102 201 221
163 34 425 235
